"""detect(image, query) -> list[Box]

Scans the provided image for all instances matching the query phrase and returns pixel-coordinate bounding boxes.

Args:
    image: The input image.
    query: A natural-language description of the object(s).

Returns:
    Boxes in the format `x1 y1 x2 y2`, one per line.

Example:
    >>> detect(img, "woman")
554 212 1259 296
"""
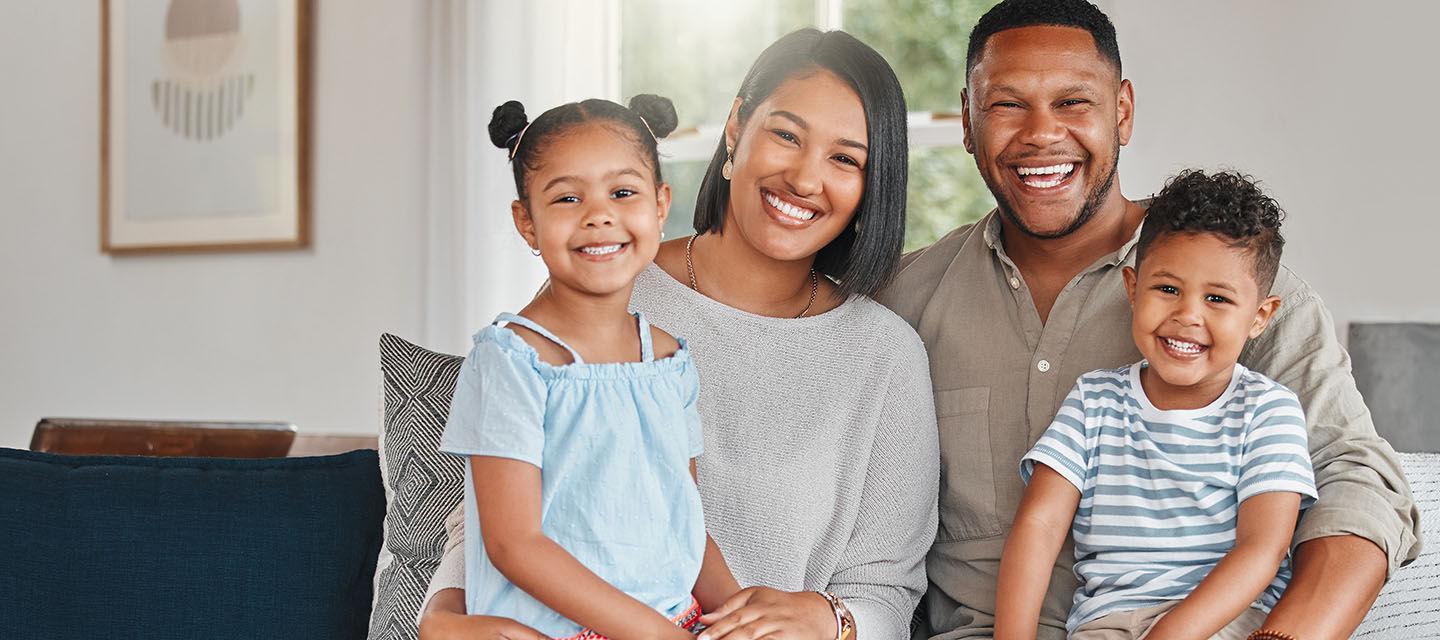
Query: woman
421 29 938 640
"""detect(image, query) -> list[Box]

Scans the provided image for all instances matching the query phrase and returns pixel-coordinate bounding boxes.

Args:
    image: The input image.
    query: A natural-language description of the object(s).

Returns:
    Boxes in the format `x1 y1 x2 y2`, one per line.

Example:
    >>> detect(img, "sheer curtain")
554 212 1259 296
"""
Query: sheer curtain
423 0 619 353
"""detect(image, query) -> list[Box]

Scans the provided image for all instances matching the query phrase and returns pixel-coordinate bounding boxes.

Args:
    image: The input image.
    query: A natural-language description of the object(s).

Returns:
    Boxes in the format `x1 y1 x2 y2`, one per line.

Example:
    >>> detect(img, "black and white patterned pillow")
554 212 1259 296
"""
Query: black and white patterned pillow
368 334 467 640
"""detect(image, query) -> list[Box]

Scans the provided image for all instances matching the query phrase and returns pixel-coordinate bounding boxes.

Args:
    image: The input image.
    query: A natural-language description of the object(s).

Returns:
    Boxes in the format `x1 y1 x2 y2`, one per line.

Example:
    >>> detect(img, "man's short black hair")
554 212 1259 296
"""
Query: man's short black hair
966 0 1121 81
1137 170 1287 296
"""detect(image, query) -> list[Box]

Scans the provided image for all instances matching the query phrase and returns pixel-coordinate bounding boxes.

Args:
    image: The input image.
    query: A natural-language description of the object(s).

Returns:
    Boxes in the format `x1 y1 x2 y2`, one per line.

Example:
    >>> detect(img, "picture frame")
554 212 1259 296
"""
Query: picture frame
101 0 311 254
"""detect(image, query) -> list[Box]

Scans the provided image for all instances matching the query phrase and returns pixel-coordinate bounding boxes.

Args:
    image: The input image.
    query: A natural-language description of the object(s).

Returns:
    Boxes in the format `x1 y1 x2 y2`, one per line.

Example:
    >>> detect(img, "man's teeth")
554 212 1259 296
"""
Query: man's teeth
1162 338 1204 355
764 193 816 221
1016 163 1075 188
579 244 622 255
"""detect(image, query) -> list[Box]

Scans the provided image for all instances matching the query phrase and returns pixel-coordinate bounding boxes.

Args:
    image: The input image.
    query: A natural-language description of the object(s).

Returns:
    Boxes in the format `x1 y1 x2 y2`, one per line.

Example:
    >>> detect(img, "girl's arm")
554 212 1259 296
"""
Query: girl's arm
689 459 742 612
1140 491 1302 640
472 455 693 640
995 464 1082 640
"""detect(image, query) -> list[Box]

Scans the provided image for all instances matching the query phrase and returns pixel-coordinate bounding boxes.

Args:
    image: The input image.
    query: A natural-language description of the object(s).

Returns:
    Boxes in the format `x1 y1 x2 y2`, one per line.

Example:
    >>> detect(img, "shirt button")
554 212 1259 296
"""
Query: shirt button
1009 277 1021 290
1037 359 1051 372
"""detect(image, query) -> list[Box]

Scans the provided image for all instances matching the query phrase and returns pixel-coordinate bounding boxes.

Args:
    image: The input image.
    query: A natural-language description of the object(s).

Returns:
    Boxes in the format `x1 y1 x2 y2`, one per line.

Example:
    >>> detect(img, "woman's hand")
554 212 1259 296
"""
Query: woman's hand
418 588 551 640
697 586 835 640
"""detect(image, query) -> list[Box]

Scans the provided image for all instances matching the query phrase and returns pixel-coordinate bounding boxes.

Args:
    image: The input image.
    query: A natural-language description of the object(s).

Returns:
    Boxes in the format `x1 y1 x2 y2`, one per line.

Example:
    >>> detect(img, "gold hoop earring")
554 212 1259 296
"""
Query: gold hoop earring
721 146 734 181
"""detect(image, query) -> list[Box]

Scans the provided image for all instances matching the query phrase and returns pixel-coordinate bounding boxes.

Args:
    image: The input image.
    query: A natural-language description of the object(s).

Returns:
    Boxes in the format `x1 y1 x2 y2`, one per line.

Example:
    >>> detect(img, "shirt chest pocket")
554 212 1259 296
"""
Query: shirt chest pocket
934 386 1003 541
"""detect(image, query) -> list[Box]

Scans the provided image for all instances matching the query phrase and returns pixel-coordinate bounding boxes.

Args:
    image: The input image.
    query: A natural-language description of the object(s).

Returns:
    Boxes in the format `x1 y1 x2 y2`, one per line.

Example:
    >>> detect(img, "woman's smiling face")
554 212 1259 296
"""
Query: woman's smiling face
722 68 869 262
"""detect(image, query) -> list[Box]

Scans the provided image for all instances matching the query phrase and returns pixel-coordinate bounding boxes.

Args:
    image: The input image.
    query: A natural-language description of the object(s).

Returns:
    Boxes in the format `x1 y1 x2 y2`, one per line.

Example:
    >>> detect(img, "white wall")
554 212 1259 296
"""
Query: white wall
0 1 428 448
1103 0 1440 333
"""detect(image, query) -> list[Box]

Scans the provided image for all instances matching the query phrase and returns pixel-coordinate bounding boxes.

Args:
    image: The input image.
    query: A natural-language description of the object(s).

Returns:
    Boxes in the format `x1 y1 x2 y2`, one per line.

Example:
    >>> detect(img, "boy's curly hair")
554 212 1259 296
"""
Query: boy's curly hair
1137 169 1286 296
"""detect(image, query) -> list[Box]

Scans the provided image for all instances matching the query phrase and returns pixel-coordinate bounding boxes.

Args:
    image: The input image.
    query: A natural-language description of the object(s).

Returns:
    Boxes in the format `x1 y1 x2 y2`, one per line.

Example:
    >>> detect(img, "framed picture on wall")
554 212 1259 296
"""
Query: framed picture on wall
101 0 310 254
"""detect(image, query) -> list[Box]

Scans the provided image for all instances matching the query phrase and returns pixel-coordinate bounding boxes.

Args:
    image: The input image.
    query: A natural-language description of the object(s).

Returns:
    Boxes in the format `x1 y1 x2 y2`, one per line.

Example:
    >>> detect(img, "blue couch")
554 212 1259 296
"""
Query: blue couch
1 444 1434 639
0 447 385 640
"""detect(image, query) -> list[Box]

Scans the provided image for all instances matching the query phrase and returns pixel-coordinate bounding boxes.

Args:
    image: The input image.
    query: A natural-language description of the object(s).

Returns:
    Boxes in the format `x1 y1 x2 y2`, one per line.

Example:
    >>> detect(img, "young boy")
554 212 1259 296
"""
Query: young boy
993 170 1318 640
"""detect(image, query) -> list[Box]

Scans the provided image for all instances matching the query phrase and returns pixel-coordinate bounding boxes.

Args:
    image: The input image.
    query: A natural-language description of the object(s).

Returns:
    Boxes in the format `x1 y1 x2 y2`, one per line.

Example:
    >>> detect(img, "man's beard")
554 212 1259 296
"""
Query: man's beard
989 143 1120 240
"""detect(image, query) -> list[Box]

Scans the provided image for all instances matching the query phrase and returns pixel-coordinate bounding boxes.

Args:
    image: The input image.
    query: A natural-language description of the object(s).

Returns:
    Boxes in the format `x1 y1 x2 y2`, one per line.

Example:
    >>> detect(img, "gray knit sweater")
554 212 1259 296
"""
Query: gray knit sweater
426 264 940 639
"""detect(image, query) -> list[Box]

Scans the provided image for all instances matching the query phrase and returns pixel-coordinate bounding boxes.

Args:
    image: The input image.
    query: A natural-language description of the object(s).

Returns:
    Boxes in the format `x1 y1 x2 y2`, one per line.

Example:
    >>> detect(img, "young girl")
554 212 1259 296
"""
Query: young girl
438 95 740 640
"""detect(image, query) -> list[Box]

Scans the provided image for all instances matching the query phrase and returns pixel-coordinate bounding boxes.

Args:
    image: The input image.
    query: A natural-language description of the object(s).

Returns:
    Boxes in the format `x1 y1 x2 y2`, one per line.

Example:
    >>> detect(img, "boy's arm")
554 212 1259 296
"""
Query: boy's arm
688 459 742 612
995 464 1081 640
1142 491 1302 640
472 455 692 640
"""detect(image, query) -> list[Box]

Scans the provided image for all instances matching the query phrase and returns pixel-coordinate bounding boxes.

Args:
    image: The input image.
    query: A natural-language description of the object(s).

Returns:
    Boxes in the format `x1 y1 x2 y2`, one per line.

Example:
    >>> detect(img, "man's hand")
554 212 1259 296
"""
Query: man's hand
697 587 835 640
418 588 550 640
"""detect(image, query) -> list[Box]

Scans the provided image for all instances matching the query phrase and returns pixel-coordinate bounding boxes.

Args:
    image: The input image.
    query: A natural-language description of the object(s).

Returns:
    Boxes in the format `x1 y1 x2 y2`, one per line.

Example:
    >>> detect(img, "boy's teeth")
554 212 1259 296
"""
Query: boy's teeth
764 193 816 221
579 244 622 255
1016 163 1075 188
1162 338 1204 354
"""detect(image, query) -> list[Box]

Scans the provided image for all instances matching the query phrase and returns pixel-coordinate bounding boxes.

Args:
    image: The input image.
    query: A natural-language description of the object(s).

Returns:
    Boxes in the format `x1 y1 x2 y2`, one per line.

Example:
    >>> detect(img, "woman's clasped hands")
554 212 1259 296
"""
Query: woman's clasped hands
698 587 838 640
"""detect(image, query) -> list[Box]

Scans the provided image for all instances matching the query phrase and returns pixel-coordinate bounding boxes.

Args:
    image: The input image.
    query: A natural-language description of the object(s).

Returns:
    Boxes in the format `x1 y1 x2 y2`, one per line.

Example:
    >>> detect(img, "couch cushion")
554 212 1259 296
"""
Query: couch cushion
1349 323 1440 453
1354 451 1440 638
369 334 466 639
0 447 384 639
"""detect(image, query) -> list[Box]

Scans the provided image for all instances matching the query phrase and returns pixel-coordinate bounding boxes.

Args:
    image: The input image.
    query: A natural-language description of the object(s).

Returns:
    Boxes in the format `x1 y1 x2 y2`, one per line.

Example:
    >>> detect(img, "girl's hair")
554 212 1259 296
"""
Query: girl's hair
488 95 679 206
693 29 909 298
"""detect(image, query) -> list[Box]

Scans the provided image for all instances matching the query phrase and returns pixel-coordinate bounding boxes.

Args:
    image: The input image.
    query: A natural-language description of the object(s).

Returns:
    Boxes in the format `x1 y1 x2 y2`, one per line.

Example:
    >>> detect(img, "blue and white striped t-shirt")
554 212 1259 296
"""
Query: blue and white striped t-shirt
1021 361 1317 633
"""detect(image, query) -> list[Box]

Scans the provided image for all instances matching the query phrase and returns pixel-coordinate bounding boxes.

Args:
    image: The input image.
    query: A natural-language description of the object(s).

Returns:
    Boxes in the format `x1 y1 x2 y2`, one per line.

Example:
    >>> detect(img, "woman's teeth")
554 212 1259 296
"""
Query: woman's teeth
1016 163 1075 188
765 193 816 221
579 244 622 255
1162 337 1204 354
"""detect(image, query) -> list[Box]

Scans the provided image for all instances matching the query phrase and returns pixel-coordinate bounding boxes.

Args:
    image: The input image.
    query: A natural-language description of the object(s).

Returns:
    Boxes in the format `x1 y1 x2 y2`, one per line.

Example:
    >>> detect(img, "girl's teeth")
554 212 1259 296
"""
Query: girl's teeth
1163 338 1203 354
764 193 816 221
579 244 622 255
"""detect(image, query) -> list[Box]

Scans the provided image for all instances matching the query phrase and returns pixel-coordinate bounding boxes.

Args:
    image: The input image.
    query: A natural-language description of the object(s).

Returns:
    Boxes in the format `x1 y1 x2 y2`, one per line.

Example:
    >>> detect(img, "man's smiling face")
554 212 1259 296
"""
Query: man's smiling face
962 25 1134 239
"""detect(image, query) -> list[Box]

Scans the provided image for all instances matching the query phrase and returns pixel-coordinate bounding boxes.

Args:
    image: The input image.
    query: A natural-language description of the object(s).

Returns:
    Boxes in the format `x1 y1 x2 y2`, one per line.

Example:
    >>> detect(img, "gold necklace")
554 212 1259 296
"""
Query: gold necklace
685 234 818 319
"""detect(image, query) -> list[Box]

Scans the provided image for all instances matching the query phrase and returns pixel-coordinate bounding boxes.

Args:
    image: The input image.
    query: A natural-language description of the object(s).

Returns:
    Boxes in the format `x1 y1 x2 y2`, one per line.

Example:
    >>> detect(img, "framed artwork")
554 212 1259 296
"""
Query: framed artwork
101 0 310 254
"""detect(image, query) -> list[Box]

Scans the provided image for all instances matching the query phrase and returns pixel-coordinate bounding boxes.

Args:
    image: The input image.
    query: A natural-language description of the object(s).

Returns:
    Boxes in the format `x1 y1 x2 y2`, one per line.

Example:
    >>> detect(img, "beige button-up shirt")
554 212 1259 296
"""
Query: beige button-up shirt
877 211 1421 640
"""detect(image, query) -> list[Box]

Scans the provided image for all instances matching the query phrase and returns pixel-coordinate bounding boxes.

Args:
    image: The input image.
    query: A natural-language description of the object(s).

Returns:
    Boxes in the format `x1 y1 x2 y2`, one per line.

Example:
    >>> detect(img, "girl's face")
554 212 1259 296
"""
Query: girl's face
513 123 671 299
722 69 869 262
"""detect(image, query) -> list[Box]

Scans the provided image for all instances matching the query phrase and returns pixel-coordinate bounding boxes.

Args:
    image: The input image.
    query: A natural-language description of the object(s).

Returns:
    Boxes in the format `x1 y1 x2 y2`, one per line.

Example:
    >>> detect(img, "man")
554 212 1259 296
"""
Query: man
876 1 1420 639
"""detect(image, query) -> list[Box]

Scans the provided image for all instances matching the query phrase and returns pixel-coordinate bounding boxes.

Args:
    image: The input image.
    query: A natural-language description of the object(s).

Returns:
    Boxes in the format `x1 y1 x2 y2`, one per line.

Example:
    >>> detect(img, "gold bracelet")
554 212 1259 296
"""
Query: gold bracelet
816 590 855 640
1247 630 1298 640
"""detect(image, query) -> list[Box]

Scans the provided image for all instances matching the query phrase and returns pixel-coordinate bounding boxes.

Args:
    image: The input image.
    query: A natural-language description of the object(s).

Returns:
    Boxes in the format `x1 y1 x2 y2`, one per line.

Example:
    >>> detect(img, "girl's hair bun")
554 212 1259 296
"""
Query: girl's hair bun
488 100 529 151
627 94 678 139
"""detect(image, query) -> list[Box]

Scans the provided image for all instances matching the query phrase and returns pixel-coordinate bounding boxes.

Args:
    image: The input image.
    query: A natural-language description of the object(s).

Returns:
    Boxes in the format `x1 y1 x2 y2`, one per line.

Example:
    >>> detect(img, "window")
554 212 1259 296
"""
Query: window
620 0 1000 251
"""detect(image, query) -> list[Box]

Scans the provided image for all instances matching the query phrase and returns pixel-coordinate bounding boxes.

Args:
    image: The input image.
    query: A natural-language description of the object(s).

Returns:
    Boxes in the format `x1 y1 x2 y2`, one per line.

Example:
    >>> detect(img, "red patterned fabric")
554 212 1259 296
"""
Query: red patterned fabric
558 598 702 640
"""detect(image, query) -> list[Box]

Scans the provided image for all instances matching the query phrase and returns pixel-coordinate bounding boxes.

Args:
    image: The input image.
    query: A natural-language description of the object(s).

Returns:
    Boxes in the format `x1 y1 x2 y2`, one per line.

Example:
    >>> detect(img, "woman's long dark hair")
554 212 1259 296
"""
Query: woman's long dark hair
692 29 908 298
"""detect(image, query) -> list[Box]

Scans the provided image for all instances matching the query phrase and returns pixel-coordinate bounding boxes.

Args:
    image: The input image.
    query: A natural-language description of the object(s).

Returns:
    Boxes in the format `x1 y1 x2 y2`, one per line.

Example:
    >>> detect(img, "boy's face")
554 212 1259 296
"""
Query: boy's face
1123 232 1281 409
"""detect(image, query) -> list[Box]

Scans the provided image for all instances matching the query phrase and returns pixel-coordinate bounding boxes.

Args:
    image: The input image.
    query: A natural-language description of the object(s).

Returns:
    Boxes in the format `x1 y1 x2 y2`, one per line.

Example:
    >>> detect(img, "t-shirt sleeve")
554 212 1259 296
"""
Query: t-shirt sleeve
1021 379 1090 491
681 355 704 459
438 332 548 467
1238 384 1317 508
